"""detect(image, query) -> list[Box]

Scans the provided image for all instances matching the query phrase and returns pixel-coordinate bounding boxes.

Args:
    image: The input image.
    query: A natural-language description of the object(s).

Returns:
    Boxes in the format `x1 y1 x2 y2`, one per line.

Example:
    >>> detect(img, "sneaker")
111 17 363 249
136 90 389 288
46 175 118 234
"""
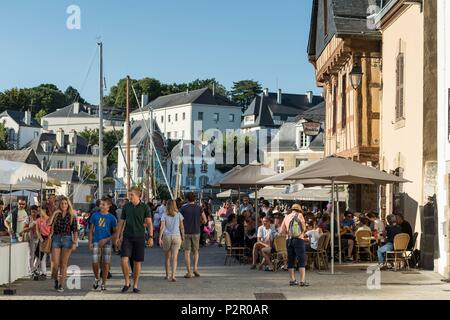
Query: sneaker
300 282 310 287
93 278 100 290
346 257 354 262
101 284 106 291
54 280 59 290
57 285 64 293
289 280 299 286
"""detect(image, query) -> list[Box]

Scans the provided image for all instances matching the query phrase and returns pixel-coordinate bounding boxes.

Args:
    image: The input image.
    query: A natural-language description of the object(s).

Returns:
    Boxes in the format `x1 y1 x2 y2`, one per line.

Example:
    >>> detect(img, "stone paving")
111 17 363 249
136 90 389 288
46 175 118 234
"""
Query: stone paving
1 241 449 300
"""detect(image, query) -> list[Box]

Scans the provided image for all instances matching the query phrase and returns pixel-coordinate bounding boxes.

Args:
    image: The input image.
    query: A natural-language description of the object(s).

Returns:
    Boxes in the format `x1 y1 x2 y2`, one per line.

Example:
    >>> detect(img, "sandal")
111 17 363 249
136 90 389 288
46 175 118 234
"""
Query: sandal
184 273 193 278
300 282 310 287
121 285 131 293
193 271 200 277
171 278 177 282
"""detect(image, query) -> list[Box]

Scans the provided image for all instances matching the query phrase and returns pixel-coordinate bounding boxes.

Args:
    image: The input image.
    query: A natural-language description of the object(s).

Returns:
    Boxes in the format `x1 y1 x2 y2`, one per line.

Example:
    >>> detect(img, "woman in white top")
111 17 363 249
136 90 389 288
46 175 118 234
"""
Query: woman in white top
159 200 184 282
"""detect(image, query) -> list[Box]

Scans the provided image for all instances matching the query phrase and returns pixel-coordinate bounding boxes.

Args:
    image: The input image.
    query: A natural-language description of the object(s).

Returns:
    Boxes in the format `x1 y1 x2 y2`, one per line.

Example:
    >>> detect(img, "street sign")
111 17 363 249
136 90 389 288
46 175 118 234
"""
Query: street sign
302 121 321 136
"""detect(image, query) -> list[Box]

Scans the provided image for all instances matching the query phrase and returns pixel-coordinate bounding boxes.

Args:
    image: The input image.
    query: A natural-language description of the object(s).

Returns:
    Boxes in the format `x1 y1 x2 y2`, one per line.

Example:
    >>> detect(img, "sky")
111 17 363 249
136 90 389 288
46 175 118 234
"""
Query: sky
0 0 319 104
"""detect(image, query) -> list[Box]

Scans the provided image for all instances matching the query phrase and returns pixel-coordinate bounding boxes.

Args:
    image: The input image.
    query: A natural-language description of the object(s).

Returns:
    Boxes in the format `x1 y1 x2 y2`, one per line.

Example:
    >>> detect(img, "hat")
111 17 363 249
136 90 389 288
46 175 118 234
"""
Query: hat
291 204 301 212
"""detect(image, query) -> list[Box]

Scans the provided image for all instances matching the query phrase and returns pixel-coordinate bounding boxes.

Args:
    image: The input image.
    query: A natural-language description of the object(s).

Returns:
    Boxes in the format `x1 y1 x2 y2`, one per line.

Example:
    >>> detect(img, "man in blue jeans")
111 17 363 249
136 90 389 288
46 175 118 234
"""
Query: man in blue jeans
377 214 402 268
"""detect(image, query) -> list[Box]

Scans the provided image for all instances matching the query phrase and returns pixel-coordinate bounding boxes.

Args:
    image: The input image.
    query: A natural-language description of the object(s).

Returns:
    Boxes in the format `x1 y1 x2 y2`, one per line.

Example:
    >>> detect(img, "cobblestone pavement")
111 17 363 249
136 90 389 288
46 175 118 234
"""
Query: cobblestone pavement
1 241 449 300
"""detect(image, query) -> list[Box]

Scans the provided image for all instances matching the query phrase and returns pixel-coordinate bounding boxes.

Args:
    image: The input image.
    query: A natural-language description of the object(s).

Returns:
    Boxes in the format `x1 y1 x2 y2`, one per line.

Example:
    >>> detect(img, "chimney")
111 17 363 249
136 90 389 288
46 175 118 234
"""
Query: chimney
306 91 314 104
212 83 216 96
277 89 282 104
56 128 65 148
263 88 269 97
23 110 31 126
73 102 80 115
141 94 149 108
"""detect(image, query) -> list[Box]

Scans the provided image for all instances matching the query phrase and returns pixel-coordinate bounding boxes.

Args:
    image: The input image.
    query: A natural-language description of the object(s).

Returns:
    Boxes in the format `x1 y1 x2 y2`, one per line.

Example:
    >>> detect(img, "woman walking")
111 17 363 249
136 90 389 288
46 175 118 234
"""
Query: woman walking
49 196 78 292
35 207 52 279
159 199 185 282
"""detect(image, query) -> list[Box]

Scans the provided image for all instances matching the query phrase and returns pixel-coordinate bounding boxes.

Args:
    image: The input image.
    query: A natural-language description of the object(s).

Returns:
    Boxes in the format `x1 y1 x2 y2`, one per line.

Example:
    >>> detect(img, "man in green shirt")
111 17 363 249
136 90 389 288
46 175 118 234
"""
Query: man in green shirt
5 198 29 241
115 187 153 293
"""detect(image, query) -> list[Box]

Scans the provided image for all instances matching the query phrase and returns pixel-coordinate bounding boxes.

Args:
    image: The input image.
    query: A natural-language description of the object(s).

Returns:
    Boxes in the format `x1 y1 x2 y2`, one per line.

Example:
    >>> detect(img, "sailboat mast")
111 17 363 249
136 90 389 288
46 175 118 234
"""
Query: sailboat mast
98 42 104 199
126 76 131 190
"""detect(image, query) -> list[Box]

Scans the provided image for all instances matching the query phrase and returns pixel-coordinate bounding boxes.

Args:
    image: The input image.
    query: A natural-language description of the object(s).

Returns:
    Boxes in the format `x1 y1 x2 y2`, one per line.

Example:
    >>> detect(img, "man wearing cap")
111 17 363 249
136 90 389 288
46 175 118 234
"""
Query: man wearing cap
280 203 309 287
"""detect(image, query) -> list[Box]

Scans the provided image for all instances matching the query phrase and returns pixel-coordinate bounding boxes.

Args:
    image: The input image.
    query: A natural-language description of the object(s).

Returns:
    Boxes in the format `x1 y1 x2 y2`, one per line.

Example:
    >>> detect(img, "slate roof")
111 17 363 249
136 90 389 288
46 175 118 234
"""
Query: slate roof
24 132 93 155
47 169 80 183
117 120 168 156
267 121 324 152
133 88 237 114
295 101 325 123
0 110 41 128
44 103 124 121
242 92 324 129
308 0 382 59
0 148 41 168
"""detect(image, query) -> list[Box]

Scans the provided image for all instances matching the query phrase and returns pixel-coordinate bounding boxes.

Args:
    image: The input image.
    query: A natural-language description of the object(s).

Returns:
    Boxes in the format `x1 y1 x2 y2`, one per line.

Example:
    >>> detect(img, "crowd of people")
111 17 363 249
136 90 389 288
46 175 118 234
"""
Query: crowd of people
0 191 416 291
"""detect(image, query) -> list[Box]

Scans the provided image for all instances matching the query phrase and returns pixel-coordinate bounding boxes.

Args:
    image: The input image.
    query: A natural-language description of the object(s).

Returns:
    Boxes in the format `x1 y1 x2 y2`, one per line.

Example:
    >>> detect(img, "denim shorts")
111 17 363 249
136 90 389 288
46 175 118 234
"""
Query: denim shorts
52 235 73 249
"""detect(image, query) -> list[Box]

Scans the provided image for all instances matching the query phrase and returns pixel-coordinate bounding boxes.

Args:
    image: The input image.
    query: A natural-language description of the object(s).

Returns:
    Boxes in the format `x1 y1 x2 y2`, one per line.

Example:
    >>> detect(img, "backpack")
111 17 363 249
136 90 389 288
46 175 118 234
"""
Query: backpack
288 213 304 239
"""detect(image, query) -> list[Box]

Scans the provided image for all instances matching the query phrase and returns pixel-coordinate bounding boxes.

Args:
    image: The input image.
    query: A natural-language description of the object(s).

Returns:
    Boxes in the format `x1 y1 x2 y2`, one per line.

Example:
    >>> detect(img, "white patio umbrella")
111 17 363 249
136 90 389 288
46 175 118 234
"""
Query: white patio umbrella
283 156 410 274
0 160 47 295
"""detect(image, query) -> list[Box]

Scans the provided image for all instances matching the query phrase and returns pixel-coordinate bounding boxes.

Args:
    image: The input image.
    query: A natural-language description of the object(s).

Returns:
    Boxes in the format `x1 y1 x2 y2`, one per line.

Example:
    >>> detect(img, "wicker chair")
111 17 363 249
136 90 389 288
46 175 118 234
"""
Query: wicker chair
385 233 410 271
314 233 330 270
224 231 246 265
271 235 288 271
355 229 374 262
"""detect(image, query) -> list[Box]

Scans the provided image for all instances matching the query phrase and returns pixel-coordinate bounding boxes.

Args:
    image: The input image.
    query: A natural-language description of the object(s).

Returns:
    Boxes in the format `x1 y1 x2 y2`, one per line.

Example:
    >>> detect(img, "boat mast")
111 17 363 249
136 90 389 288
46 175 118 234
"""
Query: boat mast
98 42 104 199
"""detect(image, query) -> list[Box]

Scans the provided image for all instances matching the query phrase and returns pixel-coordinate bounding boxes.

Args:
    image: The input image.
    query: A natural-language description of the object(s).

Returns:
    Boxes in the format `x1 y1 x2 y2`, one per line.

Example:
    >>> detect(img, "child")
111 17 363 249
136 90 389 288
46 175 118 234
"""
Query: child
89 197 118 291
35 207 52 279
203 215 216 244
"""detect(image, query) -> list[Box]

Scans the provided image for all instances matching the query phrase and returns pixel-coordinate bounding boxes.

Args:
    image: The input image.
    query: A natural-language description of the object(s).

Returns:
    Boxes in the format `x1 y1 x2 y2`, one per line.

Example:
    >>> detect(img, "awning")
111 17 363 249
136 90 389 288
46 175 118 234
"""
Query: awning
248 186 347 202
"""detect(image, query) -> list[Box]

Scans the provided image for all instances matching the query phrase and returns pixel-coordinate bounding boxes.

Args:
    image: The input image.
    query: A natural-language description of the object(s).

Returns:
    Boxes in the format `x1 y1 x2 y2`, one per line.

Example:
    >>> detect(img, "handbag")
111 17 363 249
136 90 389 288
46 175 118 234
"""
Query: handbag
40 237 52 254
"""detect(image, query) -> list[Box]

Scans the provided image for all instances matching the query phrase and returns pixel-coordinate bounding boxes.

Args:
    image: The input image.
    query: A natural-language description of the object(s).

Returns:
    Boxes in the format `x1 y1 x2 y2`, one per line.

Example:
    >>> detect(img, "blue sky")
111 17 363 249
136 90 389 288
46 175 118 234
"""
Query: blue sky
0 0 319 104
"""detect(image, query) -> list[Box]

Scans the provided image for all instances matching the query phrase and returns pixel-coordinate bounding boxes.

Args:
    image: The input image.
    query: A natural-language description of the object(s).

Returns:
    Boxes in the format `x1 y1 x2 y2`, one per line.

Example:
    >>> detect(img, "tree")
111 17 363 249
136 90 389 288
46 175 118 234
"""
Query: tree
79 128 123 166
64 86 87 104
35 109 47 123
0 122 11 150
230 80 262 111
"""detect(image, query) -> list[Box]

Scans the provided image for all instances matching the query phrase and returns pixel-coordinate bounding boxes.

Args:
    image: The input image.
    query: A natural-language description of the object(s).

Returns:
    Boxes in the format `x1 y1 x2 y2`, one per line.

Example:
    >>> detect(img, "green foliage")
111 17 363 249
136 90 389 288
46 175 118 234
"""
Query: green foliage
0 122 12 150
64 86 86 104
34 109 47 123
79 128 123 166
154 180 172 201
81 164 97 182
230 80 262 111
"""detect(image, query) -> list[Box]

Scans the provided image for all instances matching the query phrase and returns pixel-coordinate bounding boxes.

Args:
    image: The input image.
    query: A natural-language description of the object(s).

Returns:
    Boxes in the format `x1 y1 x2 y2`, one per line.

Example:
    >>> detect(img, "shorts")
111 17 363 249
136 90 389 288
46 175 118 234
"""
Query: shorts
121 237 145 262
183 234 200 251
287 238 306 269
52 235 73 250
162 235 182 253
92 243 112 264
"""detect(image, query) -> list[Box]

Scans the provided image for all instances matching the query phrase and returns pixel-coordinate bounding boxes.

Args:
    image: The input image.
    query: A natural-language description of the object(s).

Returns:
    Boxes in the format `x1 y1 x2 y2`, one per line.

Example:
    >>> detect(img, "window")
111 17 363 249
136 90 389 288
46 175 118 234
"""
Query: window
186 176 196 186
34 131 39 138
168 115 171 122
276 159 285 174
187 165 196 176
68 145 76 155
182 112 186 120
332 79 338 133
213 113 219 122
181 131 185 138
244 115 255 125
201 160 208 173
396 49 405 121
199 176 209 188
174 131 178 139
198 112 204 121
296 159 308 167
161 116 164 123
324 0 328 36
174 164 178 173
69 161 75 169
175 113 178 121
299 130 309 148
92 145 99 156
167 132 171 139
342 75 347 128
57 161 64 169
229 114 235 122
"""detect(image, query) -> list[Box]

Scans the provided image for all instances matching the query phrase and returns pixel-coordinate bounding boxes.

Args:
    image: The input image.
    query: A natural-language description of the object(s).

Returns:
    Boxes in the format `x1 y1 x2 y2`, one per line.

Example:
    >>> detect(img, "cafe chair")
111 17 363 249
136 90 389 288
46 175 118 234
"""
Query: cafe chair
385 233 410 271
271 235 288 271
224 232 245 266
355 229 374 262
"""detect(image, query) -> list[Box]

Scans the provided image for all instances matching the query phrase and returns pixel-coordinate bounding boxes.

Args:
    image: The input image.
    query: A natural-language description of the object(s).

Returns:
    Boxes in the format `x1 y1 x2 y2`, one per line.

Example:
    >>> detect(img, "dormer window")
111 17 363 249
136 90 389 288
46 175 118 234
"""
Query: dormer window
92 145 99 156
41 141 52 153
244 115 255 125
68 144 76 155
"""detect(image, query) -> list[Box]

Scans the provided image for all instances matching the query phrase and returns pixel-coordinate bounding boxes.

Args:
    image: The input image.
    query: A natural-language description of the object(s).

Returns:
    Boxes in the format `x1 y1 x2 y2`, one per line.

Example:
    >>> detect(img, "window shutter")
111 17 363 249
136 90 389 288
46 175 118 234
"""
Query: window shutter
399 53 404 119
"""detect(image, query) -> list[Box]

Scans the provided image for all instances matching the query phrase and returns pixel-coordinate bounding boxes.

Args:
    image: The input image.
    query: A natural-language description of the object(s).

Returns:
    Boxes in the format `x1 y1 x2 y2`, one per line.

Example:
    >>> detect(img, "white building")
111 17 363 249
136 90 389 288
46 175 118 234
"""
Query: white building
131 88 242 141
24 128 107 179
0 110 42 149
437 0 450 278
129 88 242 194
41 102 124 133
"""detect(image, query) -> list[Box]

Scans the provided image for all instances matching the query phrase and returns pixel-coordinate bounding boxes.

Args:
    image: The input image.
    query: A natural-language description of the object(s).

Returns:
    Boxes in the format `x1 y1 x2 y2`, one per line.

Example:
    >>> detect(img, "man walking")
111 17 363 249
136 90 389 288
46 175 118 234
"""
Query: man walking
4 197 29 242
89 197 118 291
115 187 153 293
180 192 206 278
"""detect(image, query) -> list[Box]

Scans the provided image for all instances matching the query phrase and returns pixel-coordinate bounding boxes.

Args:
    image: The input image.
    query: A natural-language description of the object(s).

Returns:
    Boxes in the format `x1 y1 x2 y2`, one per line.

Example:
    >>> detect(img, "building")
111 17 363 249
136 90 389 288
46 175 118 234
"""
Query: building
41 102 125 133
0 110 42 149
307 0 382 211
437 0 450 278
0 148 41 168
24 128 107 179
131 88 242 141
241 89 323 135
47 169 94 211
116 119 168 195
264 102 325 174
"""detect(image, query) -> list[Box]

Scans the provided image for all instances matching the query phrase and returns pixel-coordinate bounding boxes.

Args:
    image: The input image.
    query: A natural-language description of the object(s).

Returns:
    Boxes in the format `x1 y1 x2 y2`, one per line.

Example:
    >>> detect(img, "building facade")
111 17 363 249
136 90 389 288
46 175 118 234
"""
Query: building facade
308 0 382 211
0 110 42 149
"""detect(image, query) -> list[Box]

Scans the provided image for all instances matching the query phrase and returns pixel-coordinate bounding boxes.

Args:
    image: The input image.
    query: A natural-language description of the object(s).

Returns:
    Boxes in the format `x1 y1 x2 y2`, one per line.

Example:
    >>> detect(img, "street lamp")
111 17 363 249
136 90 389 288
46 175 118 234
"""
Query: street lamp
349 62 363 90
